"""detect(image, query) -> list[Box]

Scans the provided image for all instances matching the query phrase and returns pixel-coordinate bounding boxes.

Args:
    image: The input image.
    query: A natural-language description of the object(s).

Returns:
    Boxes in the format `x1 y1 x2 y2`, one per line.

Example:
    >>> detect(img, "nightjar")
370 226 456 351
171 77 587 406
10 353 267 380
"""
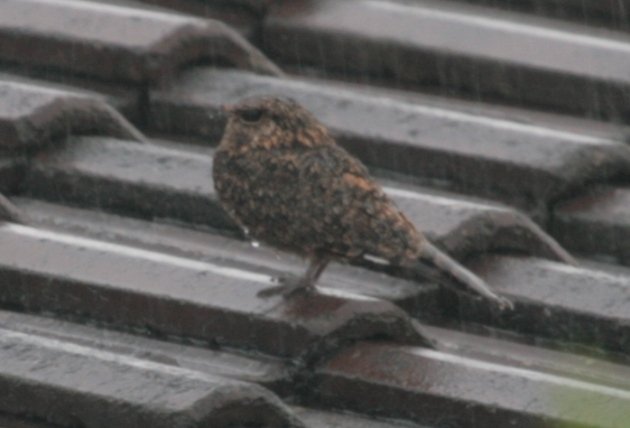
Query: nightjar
213 96 512 309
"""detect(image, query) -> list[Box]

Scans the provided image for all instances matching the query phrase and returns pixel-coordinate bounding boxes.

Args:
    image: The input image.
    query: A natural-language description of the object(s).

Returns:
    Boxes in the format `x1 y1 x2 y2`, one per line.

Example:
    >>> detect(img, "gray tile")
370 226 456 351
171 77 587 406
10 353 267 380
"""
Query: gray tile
23 136 574 267
0 221 427 358
453 0 630 29
313 341 630 427
150 69 630 208
459 255 630 354
0 81 145 149
0 324 304 427
264 0 630 119
553 186 630 265
0 0 281 84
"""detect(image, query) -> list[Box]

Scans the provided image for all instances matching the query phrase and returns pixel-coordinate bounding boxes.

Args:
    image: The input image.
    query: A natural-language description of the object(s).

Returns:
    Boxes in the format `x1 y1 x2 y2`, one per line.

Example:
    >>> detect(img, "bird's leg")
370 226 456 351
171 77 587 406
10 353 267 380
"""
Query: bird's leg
258 256 330 298
0 194 27 224
308 256 330 284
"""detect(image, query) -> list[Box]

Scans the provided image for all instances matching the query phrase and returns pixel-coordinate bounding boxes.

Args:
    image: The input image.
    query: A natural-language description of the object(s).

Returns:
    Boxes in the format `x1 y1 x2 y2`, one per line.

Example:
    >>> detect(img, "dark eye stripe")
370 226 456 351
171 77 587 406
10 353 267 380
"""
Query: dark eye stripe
238 108 263 123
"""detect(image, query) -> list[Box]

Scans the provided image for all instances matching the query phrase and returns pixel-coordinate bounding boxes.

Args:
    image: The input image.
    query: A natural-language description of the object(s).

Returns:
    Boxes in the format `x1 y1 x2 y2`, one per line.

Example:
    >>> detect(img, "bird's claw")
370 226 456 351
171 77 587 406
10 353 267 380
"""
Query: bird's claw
494 295 514 311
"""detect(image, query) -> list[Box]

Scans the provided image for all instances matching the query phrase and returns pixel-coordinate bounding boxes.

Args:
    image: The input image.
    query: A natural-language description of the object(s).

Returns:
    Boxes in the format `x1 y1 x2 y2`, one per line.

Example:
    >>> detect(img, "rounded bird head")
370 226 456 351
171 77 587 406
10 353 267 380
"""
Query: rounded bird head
220 96 330 152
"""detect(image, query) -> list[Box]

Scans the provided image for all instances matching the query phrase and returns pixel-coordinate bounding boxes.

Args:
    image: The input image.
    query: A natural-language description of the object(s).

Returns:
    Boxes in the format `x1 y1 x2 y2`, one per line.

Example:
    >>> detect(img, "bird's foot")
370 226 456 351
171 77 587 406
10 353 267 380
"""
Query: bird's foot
257 275 315 298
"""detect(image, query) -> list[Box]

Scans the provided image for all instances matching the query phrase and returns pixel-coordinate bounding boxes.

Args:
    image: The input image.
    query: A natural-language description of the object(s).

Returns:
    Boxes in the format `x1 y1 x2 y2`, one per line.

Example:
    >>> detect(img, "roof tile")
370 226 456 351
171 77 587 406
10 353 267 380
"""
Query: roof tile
0 81 146 149
0 157 24 194
455 0 630 29
15 198 437 310
460 255 630 354
23 136 573 265
313 341 630 427
150 69 630 208
264 0 630 118
0 222 429 358
553 185 630 264
0 320 304 427
1 0 629 426
0 0 281 84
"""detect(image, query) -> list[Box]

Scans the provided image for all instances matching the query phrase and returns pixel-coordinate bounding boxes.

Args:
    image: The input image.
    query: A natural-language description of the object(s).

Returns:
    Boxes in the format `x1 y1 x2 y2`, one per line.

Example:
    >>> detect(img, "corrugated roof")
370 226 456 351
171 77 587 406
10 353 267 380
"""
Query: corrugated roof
1 0 630 427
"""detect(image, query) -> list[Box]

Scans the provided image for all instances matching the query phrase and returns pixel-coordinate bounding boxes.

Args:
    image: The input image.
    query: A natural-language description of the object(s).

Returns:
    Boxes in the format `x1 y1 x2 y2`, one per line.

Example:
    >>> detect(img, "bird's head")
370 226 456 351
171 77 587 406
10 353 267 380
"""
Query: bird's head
220 96 330 151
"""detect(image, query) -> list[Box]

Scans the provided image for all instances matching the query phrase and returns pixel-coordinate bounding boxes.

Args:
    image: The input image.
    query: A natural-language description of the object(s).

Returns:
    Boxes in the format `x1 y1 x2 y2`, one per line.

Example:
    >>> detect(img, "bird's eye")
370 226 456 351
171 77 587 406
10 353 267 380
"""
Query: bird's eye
238 108 264 123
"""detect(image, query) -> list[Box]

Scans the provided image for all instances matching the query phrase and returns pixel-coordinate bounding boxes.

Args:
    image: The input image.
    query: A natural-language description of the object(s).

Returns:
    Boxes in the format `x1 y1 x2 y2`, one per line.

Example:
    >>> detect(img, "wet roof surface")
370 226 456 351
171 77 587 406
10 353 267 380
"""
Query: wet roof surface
1 0 630 427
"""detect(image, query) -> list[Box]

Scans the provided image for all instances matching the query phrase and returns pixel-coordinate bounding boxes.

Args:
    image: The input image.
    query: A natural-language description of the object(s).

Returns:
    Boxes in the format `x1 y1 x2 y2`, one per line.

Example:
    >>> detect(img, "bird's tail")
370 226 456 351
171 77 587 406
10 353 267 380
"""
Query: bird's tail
418 240 513 310
0 194 27 224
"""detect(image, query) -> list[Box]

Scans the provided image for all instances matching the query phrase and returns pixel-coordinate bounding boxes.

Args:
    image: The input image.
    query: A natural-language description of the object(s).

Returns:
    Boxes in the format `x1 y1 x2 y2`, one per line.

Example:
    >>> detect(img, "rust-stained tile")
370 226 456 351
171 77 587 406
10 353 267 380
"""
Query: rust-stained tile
0 0 281 85
313 342 630 427
0 323 305 428
553 185 630 264
23 137 574 265
150 69 630 207
264 0 630 119
0 222 428 358
0 81 146 149
460 255 630 355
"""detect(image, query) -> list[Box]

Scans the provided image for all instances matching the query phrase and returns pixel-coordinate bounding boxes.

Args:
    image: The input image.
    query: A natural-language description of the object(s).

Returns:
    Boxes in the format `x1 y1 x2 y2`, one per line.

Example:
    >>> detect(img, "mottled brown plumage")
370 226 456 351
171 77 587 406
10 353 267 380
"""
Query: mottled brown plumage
213 97 512 309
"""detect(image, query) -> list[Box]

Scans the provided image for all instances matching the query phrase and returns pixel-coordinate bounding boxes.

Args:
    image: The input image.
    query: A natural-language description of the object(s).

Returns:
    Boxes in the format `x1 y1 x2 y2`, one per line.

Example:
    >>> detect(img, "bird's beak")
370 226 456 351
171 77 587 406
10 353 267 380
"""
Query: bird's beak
222 104 235 115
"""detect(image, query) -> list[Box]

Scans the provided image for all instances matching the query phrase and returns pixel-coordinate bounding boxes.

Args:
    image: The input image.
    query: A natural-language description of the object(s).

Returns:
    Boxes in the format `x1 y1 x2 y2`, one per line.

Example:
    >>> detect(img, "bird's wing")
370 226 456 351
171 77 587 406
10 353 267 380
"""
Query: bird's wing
297 144 421 262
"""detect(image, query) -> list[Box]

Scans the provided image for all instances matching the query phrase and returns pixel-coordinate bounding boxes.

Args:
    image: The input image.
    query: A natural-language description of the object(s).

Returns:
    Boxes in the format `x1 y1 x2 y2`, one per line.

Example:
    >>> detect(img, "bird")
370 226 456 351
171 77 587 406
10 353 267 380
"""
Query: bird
213 96 512 310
